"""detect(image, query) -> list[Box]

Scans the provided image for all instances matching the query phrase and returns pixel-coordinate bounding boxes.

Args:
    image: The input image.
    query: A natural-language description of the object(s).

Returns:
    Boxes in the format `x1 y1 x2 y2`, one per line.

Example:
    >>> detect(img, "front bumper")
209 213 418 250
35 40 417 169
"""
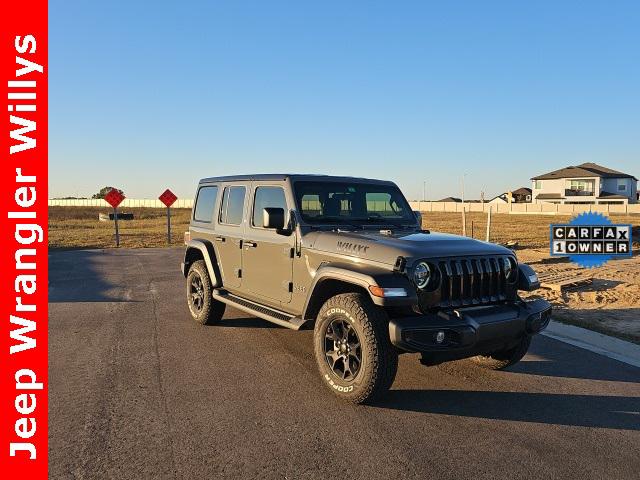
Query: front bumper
389 298 552 359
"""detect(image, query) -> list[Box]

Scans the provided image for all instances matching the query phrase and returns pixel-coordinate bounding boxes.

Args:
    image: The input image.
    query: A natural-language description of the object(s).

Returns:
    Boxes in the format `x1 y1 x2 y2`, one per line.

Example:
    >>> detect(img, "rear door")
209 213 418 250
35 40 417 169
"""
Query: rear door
215 184 247 290
241 183 294 304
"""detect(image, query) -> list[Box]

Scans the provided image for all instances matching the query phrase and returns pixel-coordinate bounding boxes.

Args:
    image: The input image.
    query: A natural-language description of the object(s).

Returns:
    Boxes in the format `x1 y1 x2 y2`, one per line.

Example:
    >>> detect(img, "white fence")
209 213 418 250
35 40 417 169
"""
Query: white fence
409 201 640 215
49 198 194 208
48 198 640 214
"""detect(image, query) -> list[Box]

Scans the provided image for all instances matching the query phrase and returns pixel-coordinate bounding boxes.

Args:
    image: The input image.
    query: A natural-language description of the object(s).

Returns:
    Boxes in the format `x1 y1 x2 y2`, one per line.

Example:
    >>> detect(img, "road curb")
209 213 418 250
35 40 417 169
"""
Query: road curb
542 320 640 369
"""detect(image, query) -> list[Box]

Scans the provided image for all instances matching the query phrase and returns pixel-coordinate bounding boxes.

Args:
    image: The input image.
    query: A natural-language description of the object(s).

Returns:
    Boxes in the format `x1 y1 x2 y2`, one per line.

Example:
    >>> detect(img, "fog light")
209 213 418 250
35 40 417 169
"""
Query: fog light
435 331 445 344
527 309 551 333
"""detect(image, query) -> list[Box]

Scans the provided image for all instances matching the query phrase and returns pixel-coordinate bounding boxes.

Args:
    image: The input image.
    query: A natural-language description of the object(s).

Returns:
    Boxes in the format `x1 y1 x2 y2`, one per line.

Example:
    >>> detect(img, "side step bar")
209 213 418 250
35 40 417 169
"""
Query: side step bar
212 289 310 330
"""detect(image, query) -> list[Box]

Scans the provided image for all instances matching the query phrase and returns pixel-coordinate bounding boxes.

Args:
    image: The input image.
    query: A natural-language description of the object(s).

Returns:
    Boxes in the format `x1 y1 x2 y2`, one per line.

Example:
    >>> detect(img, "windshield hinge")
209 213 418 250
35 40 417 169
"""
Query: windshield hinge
393 256 407 273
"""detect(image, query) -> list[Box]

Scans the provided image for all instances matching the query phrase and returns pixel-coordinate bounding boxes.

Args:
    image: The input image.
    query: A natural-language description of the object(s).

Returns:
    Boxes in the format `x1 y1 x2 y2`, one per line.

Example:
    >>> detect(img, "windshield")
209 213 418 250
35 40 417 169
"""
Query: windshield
293 181 416 226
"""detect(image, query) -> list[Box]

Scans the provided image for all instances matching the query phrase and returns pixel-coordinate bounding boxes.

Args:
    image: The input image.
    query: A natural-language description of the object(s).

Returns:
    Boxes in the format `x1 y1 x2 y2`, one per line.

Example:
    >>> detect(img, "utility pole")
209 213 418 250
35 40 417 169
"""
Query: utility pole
462 205 467 236
460 174 467 236
422 180 426 201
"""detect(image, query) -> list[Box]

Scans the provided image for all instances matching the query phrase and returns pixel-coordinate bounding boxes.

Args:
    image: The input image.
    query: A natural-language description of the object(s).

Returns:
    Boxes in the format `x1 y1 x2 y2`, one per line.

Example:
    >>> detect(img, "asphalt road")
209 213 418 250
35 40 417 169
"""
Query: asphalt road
49 248 640 480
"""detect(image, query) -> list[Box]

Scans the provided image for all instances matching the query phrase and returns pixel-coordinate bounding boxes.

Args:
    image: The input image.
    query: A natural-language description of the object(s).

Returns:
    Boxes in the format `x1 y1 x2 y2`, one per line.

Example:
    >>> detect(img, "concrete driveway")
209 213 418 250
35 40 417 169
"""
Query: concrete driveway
48 248 640 479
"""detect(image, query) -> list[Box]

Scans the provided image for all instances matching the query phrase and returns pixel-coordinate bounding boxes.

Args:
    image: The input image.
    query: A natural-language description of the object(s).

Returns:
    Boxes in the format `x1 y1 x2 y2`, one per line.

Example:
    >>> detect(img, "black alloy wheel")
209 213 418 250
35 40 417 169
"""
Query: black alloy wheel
324 317 363 381
190 274 205 313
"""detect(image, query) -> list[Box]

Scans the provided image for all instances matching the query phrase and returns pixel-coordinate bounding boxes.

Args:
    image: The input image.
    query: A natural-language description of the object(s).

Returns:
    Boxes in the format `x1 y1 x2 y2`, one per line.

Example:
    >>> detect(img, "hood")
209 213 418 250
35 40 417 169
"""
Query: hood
304 229 513 266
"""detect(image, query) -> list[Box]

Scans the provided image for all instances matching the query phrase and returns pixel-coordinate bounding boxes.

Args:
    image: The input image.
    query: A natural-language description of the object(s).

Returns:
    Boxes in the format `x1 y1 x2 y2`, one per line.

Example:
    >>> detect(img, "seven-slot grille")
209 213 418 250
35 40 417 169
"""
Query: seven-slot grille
437 256 510 307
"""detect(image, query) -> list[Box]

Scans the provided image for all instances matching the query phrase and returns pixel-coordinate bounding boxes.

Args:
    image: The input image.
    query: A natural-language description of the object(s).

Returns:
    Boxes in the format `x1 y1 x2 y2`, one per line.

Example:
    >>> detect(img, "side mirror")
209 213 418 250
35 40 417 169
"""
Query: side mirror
263 207 285 230
413 210 422 226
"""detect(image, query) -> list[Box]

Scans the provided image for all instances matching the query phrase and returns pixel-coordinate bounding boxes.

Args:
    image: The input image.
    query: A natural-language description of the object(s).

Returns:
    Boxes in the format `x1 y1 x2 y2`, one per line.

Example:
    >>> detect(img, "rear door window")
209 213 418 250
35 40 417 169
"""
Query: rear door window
219 186 246 225
193 186 218 223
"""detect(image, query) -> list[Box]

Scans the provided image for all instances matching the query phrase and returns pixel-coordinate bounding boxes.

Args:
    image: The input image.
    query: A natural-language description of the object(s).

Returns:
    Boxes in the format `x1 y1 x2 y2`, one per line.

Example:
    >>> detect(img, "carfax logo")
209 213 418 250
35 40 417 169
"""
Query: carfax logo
550 212 632 268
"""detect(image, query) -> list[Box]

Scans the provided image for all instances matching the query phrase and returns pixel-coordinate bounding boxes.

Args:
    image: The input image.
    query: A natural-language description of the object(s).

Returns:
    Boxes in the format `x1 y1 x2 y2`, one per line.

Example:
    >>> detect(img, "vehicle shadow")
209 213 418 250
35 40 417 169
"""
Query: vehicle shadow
509 359 639 383
216 316 283 329
508 335 640 383
376 389 640 431
49 250 138 303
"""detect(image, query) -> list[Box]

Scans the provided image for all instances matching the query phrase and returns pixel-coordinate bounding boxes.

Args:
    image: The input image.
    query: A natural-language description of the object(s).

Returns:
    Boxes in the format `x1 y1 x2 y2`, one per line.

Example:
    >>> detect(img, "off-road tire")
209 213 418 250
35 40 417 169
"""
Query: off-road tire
472 335 531 370
186 260 226 325
313 293 398 404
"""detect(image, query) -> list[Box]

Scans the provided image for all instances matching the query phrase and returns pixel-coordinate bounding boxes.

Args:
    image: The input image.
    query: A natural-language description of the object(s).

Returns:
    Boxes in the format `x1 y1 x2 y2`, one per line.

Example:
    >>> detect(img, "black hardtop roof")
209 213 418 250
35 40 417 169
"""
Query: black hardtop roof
198 173 397 185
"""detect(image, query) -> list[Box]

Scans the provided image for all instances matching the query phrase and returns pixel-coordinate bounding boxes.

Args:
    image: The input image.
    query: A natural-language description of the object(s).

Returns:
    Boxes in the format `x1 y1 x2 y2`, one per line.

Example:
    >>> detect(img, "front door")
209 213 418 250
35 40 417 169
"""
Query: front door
241 184 294 304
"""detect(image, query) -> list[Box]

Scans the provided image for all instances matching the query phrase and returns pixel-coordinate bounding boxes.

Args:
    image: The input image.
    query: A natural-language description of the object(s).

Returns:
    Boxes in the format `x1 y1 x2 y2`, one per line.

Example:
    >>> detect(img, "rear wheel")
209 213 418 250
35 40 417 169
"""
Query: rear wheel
472 335 531 370
186 260 226 325
313 293 398 404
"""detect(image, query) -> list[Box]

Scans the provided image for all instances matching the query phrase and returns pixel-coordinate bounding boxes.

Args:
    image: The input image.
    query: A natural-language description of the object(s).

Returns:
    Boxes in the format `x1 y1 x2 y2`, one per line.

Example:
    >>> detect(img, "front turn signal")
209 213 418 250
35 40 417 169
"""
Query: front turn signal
368 286 409 298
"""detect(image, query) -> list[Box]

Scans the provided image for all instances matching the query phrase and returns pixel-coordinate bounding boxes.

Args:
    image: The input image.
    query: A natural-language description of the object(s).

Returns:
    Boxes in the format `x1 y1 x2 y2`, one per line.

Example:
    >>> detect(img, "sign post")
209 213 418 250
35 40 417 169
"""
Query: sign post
104 189 125 246
159 189 178 244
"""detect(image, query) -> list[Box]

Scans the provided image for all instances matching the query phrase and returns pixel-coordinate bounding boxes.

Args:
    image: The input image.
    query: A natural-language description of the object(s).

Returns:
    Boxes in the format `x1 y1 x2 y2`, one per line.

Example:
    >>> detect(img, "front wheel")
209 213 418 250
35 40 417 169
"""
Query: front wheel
471 335 531 370
313 293 398 404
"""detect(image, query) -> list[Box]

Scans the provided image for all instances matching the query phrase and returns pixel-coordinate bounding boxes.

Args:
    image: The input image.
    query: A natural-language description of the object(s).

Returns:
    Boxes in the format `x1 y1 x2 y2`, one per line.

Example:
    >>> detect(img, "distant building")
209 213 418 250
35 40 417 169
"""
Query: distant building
488 187 532 205
511 187 533 203
531 162 637 204
437 197 462 202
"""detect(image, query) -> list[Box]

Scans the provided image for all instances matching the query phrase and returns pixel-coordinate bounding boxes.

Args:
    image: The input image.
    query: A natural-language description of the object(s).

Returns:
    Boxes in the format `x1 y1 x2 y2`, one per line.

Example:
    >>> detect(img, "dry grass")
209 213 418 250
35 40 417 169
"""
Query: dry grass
422 212 640 249
49 207 192 249
49 207 640 250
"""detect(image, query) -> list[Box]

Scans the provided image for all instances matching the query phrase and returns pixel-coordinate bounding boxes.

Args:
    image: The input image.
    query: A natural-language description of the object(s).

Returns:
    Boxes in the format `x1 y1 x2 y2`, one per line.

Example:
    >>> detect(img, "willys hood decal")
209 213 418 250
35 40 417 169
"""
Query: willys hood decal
306 230 512 266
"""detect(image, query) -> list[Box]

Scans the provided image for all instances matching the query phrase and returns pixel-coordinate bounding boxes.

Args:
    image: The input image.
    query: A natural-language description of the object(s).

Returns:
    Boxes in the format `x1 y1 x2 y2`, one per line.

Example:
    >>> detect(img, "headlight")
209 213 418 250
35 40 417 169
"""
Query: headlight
413 262 432 289
503 257 517 283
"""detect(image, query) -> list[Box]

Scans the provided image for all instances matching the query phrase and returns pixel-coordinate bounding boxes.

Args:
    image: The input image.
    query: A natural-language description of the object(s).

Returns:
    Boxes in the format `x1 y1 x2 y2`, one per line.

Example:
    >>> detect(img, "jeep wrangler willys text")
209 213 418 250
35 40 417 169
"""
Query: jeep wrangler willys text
181 175 551 403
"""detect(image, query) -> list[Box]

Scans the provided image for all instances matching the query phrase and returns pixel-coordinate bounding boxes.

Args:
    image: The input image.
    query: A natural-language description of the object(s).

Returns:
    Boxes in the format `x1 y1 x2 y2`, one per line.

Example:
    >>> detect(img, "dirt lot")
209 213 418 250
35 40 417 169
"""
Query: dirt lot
49 207 640 342
516 250 640 343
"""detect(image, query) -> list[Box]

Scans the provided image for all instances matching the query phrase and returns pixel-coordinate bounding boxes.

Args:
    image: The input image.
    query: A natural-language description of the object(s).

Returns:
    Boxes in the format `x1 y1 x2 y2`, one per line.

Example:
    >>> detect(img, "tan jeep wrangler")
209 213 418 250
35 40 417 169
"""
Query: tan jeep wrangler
182 174 551 404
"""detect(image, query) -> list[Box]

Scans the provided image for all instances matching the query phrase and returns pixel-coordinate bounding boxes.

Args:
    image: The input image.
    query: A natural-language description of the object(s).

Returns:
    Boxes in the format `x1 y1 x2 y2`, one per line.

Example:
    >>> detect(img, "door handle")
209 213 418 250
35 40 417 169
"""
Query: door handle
244 241 257 248
215 236 225 242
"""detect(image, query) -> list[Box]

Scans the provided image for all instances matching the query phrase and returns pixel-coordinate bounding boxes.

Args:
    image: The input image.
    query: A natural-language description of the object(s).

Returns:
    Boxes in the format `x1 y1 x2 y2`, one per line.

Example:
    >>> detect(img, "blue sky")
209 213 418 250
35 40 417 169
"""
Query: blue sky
50 1 640 200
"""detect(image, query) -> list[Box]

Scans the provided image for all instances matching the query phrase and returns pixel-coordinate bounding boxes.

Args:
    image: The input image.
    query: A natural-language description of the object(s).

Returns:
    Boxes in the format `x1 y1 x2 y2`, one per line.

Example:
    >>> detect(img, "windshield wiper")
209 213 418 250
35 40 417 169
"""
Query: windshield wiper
310 216 364 230
361 217 417 229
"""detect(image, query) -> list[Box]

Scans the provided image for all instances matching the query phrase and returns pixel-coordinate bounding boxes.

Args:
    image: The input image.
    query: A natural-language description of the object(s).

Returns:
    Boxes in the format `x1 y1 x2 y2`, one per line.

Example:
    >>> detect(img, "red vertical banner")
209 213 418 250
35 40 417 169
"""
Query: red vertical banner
1 0 48 478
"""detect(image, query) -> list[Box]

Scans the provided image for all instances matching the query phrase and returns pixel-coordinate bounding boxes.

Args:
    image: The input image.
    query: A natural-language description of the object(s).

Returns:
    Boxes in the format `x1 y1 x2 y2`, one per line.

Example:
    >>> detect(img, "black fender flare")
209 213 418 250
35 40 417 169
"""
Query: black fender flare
182 239 221 287
301 263 416 320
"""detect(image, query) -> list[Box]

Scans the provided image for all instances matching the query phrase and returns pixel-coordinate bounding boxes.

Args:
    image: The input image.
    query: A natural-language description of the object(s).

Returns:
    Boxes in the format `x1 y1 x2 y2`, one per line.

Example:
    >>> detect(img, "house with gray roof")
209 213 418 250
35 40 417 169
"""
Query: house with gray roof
531 162 637 204
488 187 532 204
